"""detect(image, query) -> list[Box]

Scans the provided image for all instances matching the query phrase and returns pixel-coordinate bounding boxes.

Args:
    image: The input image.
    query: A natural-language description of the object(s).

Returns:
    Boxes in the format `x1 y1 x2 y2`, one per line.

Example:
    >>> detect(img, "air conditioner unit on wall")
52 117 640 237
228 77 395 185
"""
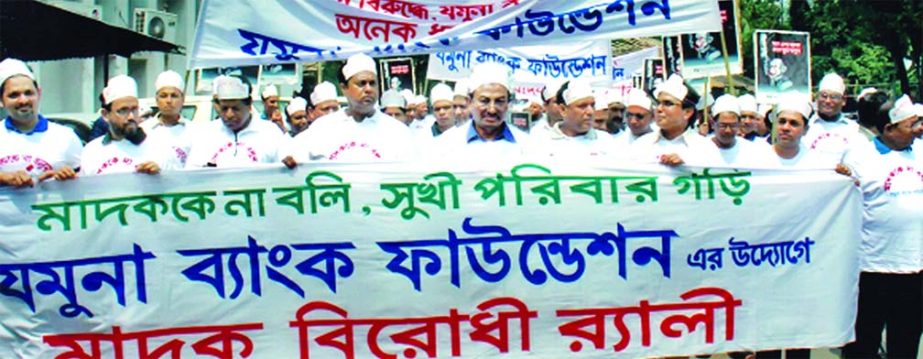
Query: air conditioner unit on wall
134 8 178 43
44 0 103 21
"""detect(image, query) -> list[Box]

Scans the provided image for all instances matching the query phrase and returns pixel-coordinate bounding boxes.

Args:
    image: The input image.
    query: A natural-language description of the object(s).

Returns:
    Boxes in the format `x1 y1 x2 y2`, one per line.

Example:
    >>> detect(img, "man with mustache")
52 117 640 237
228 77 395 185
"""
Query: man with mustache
802 73 871 169
140 70 195 167
80 75 172 176
532 79 615 158
289 53 414 162
0 58 81 187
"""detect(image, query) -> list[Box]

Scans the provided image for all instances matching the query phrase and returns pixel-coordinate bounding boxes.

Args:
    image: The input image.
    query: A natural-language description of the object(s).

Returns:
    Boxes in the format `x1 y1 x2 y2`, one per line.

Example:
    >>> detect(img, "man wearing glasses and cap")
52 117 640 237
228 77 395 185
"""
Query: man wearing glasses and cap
186 75 291 168
289 53 415 162
0 58 81 187
708 94 773 166
612 88 655 148
531 79 615 158
81 75 174 176
802 73 871 168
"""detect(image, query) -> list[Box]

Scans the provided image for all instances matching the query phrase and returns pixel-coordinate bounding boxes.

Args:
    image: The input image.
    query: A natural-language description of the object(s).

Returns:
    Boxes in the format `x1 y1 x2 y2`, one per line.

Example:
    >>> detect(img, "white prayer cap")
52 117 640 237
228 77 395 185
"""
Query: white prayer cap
310 81 338 105
914 103 923 118
541 81 564 103
342 53 377 80
653 74 688 102
154 70 184 93
213 75 250 100
776 92 813 120
469 62 511 93
261 84 278 98
605 88 624 106
562 79 594 106
430 83 454 104
625 88 652 112
415 95 427 106
737 94 758 113
888 94 916 124
453 79 470 99
857 87 878 101
400 89 415 105
0 58 34 87
711 94 740 116
102 75 138 104
696 92 714 111
286 97 307 115
380 89 405 108
757 104 772 117
818 73 846 95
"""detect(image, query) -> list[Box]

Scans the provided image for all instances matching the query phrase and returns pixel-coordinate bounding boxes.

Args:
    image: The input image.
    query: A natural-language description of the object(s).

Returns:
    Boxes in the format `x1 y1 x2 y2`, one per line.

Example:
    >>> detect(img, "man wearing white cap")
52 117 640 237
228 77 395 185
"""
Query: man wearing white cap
408 94 433 133
842 94 922 359
612 88 655 148
81 75 174 176
737 94 769 142
452 80 472 126
631 74 720 166
436 62 531 159
186 75 290 168
401 89 418 122
708 94 773 166
531 81 565 136
0 58 81 187
768 93 842 169
380 89 408 124
426 83 456 137
532 80 614 158
605 89 626 134
309 81 340 123
285 97 309 136
260 84 284 132
591 93 610 133
289 53 414 161
802 73 870 167
140 70 195 167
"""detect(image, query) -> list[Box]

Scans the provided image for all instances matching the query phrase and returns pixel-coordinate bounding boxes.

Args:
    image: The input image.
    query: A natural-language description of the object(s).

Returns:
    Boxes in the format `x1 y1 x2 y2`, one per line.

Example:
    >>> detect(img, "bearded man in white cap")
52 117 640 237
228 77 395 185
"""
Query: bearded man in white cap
289 53 414 161
606 89 626 134
802 73 870 167
631 74 720 167
309 81 340 123
427 83 456 137
708 94 773 166
612 88 655 148
532 79 614 157
81 75 173 176
591 93 610 133
436 62 531 159
186 75 290 168
285 97 309 136
260 84 284 132
140 70 195 167
452 80 472 126
842 94 922 359
0 58 81 187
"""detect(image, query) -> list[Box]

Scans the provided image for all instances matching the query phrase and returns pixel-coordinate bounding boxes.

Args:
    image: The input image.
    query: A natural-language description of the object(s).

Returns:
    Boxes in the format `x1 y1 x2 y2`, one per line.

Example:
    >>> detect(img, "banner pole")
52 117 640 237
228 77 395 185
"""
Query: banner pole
719 19 736 96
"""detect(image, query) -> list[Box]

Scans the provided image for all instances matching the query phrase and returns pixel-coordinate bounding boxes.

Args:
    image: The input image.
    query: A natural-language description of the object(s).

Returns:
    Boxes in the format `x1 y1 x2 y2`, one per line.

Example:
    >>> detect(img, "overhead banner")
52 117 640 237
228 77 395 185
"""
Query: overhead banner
611 46 660 97
189 0 721 68
679 0 742 79
426 41 610 99
0 162 860 358
754 30 812 104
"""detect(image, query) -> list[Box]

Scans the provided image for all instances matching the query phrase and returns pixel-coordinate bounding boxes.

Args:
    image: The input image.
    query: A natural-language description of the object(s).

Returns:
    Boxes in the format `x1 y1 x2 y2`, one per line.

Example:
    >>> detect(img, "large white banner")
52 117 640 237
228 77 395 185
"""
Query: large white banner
610 46 659 97
189 0 720 68
0 162 860 358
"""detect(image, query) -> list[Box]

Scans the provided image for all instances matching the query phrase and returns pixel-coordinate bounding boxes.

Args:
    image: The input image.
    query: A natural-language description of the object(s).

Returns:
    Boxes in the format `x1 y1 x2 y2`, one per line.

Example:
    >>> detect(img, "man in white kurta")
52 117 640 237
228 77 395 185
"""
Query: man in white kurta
802 73 871 167
186 75 289 168
708 94 774 167
289 54 415 162
81 75 173 175
611 88 655 149
531 79 615 158
0 58 81 187
140 70 195 167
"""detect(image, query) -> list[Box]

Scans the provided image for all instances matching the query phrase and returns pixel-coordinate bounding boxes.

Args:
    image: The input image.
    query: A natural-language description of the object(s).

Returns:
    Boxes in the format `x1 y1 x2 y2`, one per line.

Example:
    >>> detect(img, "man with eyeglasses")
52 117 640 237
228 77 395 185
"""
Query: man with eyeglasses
612 88 655 148
708 94 773 166
631 74 720 167
0 58 81 187
435 62 531 159
802 73 871 168
289 53 414 162
531 79 614 158
80 75 174 176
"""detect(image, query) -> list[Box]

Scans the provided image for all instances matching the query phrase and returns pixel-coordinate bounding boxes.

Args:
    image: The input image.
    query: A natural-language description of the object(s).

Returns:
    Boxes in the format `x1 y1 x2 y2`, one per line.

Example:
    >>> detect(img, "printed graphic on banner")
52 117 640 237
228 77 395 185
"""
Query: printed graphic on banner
663 36 683 78
380 57 417 95
754 30 812 104
189 0 721 68
679 0 742 79
611 46 660 97
0 163 860 357
643 58 666 93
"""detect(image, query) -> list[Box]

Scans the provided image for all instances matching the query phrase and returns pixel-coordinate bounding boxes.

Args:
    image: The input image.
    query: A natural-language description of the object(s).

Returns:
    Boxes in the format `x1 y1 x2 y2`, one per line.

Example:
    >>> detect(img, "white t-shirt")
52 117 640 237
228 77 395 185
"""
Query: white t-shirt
630 129 723 166
80 135 176 176
409 115 435 134
853 145 922 273
288 109 415 162
185 118 289 168
766 143 839 169
140 116 196 167
802 114 872 167
0 117 82 176
713 138 776 167
531 122 616 158
433 121 533 161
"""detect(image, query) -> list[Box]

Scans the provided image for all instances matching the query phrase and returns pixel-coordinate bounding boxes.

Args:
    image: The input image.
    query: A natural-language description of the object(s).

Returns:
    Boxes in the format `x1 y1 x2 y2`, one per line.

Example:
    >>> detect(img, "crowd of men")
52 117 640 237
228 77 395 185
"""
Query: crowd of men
0 53 920 358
